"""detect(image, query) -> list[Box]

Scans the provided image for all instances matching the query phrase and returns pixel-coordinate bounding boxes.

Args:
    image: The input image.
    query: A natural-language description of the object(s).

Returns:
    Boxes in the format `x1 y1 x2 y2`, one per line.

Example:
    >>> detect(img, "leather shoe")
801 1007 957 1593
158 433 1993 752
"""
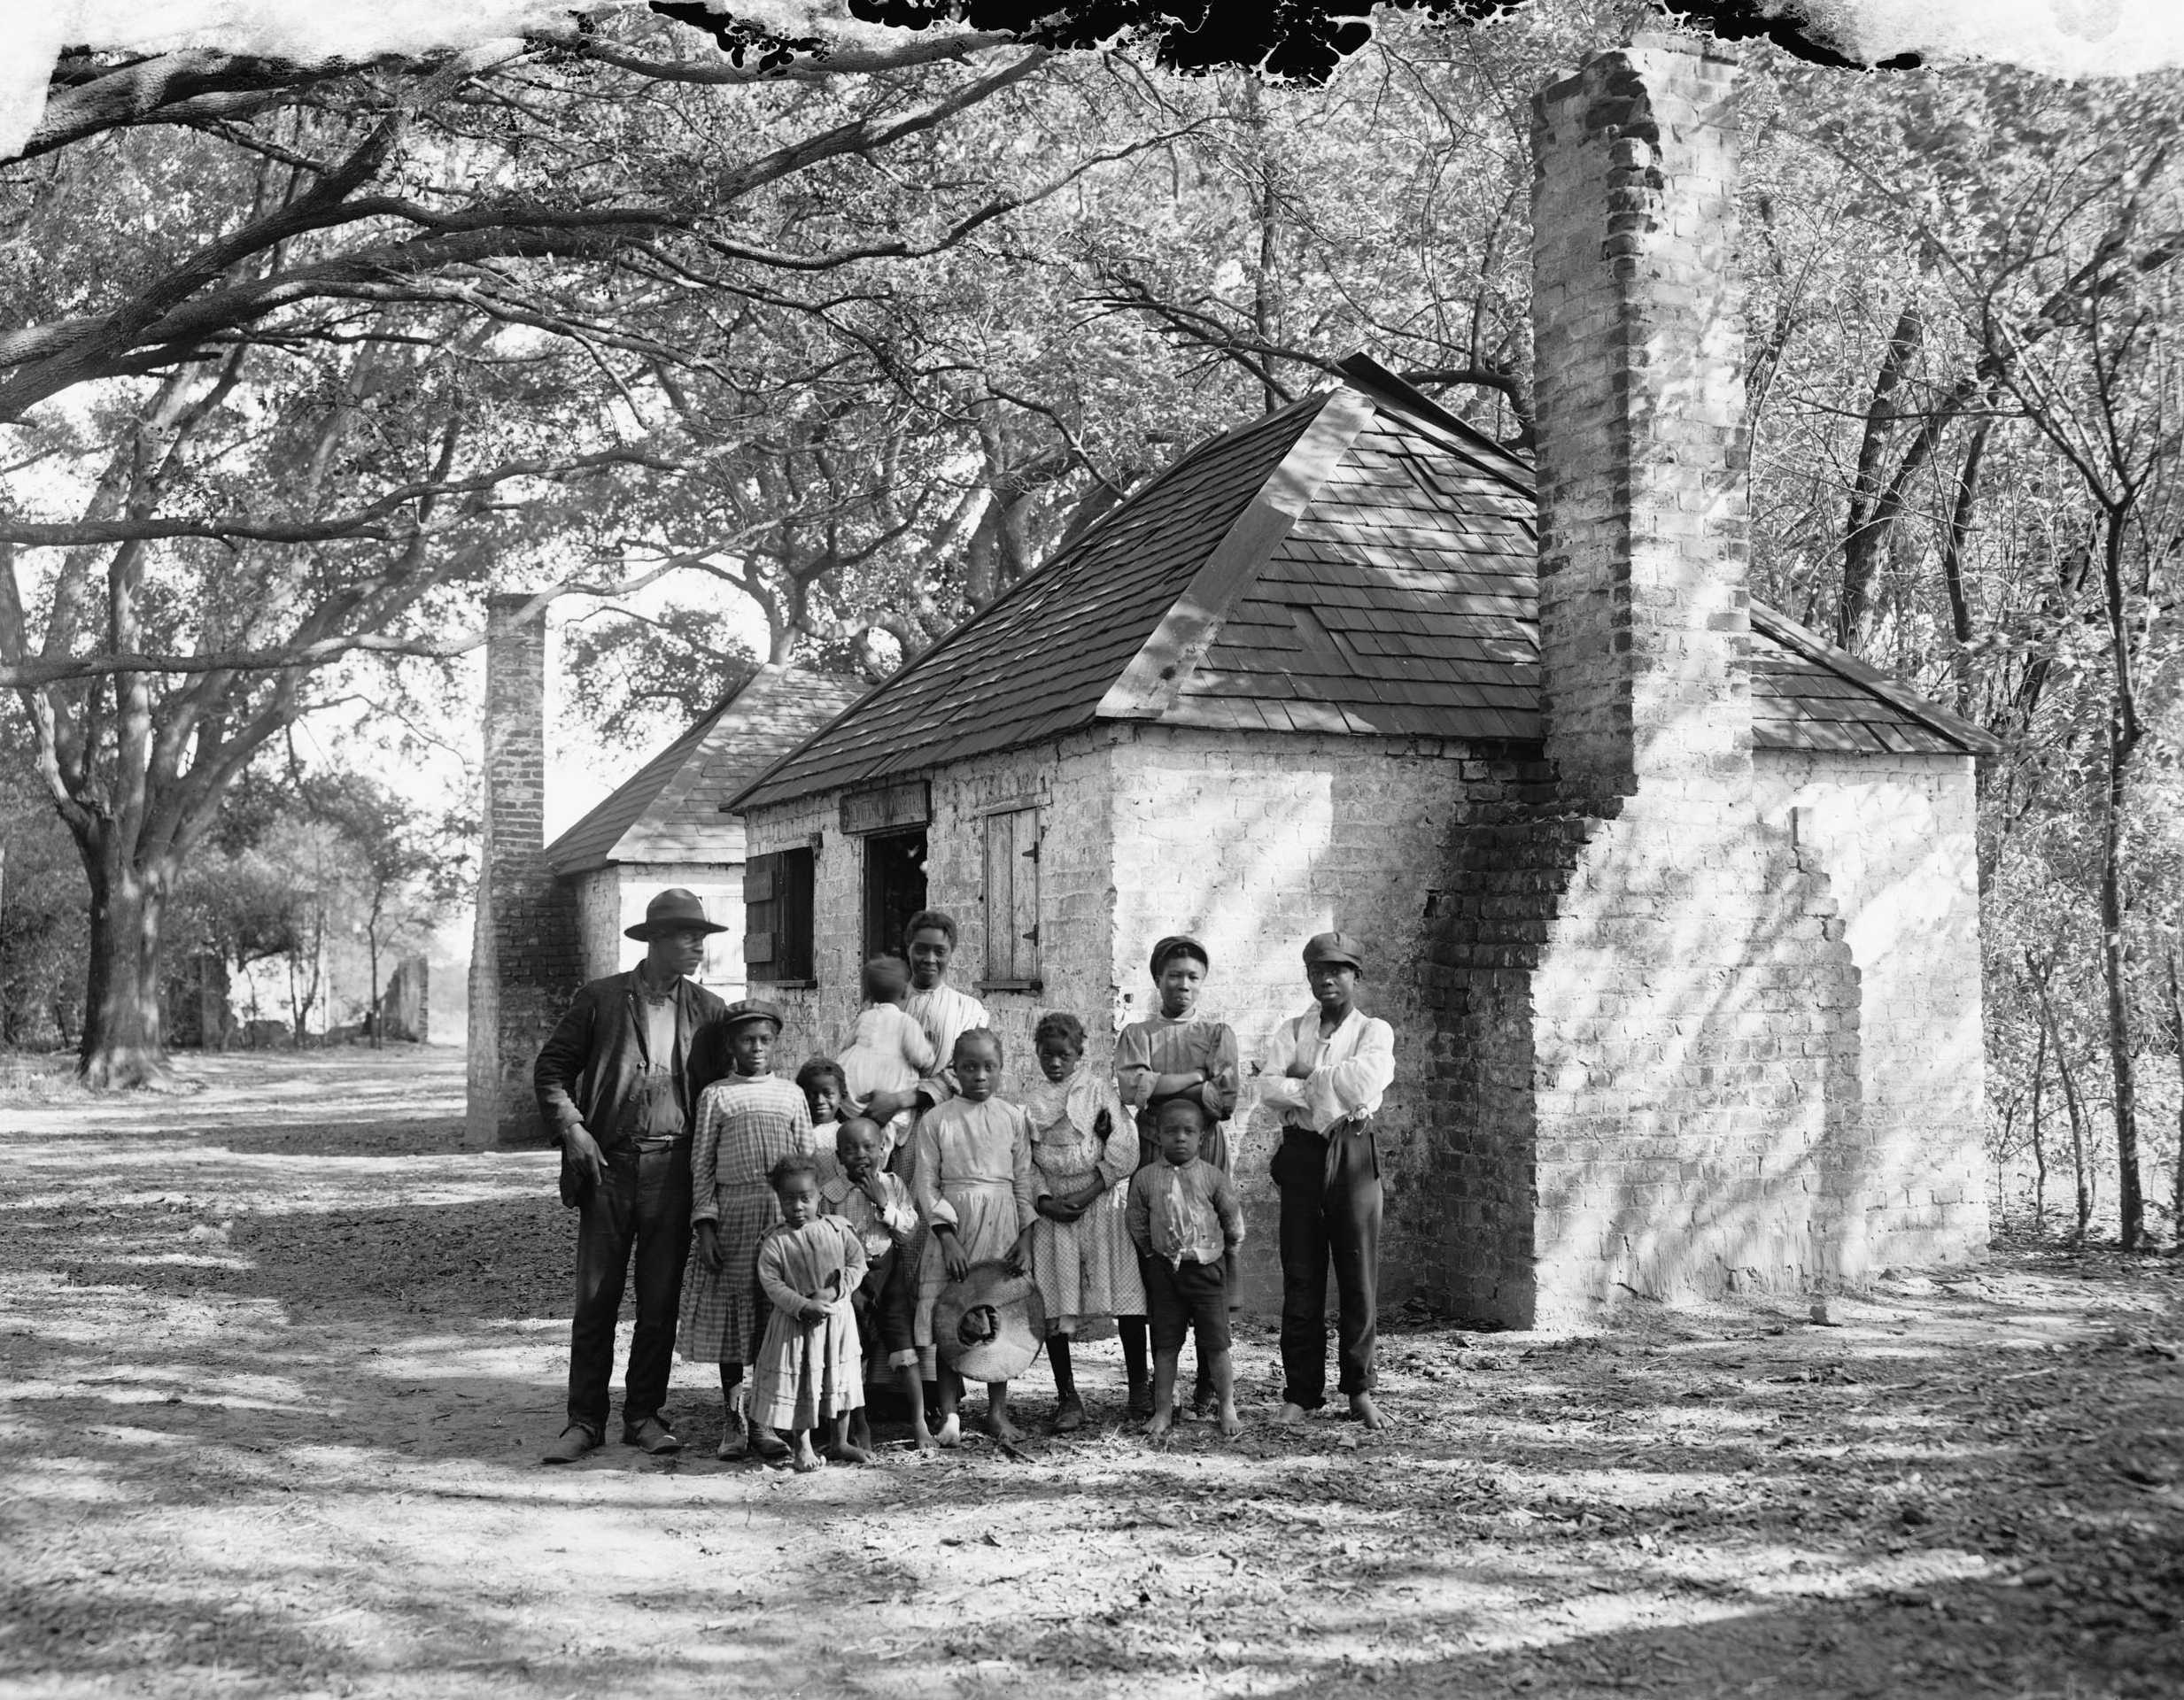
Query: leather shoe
623 1416 682 1456
541 1424 599 1464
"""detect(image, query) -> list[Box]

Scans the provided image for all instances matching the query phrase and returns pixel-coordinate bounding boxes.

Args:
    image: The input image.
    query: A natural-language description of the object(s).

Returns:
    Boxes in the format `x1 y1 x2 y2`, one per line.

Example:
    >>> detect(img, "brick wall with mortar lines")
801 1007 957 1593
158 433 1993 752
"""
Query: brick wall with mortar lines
1412 37 1871 1321
1105 724 1484 1311
1531 40 1754 814
468 594 583 1148
740 733 1119 1106
1755 748 1989 1271
569 863 744 991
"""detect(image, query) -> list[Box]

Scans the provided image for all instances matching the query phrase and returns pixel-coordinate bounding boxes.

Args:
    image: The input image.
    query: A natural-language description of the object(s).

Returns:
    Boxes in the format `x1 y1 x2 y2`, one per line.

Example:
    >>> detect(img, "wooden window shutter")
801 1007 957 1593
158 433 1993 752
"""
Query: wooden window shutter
982 808 1041 985
1011 808 1041 982
743 851 778 978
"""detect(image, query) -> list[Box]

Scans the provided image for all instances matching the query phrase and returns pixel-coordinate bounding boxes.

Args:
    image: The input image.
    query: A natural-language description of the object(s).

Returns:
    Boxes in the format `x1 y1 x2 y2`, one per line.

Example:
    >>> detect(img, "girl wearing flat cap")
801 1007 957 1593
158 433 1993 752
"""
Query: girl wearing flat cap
1256 931 1396 1431
678 998 817 1461
1114 933 1239 1419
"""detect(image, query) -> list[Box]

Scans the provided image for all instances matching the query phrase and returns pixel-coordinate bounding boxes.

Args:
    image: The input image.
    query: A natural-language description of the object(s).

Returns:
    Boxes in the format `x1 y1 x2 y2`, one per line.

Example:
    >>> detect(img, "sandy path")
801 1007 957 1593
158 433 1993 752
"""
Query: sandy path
1 1050 2178 1698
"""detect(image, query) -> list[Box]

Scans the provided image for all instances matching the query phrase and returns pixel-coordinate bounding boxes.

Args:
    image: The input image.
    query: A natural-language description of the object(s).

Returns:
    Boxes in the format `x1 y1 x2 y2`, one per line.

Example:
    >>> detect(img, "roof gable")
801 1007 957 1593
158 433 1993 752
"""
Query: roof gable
731 363 1996 813
546 665 865 876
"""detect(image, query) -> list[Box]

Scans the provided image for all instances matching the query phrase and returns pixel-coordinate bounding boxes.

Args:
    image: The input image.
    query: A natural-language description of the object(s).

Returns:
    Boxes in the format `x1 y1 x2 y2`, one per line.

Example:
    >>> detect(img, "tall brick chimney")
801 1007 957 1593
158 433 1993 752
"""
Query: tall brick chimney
1530 35 1753 810
466 591 581 1148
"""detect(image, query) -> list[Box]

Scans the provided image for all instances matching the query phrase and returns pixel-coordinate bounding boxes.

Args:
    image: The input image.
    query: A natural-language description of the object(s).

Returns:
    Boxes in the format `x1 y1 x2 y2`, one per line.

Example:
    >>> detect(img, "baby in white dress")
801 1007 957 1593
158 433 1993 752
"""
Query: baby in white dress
838 955 936 1155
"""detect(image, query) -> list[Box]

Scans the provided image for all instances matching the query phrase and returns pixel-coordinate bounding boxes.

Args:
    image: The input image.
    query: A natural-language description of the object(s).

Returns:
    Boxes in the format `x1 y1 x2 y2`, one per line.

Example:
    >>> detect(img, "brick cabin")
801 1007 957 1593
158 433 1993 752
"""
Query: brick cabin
724 37 1999 1325
464 641 860 1146
541 665 865 992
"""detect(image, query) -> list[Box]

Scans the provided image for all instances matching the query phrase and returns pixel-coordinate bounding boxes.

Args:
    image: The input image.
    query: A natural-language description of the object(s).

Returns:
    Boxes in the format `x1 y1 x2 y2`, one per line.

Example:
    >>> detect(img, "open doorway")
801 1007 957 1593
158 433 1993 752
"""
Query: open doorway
863 828 927 962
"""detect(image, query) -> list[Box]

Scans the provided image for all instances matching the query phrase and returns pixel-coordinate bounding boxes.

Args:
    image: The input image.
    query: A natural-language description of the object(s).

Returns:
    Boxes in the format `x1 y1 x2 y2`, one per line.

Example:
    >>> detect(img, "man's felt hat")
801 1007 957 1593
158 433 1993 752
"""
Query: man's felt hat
1303 930 1367 975
624 887 728 942
719 998 784 1035
1149 933 1210 978
933 1261 1047 1381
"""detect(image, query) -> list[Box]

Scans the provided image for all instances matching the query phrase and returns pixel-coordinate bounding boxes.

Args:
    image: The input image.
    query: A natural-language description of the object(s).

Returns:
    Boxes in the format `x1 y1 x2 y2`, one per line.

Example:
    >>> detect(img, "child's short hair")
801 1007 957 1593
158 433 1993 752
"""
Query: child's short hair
1156 1095 1211 1131
952 1026 1003 1065
861 954 910 1002
835 1116 885 1152
904 908 958 947
1034 1011 1086 1054
795 1057 847 1101
768 1152 822 1192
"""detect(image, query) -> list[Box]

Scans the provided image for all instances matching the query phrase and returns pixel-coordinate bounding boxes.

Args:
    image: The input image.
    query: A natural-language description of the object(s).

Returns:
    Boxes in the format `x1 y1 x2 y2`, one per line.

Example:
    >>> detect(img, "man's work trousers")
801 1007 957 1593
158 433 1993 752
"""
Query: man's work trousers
1272 1122 1380 1411
568 1143 693 1438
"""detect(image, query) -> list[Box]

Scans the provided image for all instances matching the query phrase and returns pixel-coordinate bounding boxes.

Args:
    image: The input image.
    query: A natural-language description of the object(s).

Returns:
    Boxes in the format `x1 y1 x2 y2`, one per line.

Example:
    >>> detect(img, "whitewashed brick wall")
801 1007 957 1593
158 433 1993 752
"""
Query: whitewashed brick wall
569 863 746 993
1755 748 1989 1271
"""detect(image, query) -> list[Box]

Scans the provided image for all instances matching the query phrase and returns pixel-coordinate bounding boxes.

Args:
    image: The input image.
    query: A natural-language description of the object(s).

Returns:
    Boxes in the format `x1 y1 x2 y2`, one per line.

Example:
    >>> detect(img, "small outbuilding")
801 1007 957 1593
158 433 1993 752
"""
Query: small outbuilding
543 664 865 993
727 38 2000 1323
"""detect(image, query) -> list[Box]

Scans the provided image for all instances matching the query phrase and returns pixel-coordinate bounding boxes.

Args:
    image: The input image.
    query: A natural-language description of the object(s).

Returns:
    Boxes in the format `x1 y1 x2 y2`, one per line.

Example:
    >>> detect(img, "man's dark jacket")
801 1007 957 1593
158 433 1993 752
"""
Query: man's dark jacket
534 970 731 1205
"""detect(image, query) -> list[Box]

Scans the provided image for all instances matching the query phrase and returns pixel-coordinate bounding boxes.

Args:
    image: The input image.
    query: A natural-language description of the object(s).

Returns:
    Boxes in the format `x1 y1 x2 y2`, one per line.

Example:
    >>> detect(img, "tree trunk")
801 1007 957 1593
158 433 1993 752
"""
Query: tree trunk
2029 1019 2048 1233
76 837 175 1090
2100 719 2144 1249
2167 947 2182 1239
2028 950 2093 1243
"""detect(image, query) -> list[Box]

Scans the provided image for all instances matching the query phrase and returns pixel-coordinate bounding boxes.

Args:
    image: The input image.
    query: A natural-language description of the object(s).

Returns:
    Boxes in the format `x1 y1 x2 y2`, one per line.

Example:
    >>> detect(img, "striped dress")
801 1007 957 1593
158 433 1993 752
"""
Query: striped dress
679 1072 816 1365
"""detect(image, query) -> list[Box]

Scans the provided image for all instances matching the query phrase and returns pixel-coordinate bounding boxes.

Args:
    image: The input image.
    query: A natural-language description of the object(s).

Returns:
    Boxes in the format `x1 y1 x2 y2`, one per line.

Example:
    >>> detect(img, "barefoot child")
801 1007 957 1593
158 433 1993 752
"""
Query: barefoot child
1125 1097 1244 1439
838 956 938 1160
750 1154 869 1470
1023 1012 1143 1432
680 1000 816 1461
911 1029 1037 1447
1114 934 1239 1418
819 1116 931 1451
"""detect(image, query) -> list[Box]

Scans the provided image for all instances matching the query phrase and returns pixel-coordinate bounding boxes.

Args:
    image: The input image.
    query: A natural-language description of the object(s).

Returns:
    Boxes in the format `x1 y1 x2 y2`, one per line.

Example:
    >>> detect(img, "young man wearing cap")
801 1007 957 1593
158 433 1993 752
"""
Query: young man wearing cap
1255 931 1397 1430
534 888 731 1464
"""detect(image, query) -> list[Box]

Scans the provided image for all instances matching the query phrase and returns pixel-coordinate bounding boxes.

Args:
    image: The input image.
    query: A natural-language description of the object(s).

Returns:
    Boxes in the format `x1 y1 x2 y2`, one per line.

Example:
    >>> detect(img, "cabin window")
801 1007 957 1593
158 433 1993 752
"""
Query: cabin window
744 844 816 985
981 806 1041 991
863 828 928 962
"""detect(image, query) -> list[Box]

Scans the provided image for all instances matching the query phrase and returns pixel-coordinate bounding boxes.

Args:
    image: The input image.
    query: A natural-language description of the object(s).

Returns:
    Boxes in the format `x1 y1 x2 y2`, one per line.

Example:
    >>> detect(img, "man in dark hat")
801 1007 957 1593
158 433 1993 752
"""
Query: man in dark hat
1256 931 1396 1430
534 888 731 1464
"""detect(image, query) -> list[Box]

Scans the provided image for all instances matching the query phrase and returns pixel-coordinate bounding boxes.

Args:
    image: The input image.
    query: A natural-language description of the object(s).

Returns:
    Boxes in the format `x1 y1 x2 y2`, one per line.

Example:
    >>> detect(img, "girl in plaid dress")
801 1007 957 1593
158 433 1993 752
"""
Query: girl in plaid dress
682 1001 816 1460
1023 1011 1142 1433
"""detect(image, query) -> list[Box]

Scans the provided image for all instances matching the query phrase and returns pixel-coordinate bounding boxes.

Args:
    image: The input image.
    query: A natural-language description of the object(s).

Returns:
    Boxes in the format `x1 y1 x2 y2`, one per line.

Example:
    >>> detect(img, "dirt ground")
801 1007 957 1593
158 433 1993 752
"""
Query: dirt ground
0 1051 2179 1699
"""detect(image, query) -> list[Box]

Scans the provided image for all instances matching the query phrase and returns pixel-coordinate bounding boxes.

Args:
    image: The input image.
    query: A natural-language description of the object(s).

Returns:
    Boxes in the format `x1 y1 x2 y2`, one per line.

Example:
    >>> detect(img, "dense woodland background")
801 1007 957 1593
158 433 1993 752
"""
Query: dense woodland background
0 2 2177 1245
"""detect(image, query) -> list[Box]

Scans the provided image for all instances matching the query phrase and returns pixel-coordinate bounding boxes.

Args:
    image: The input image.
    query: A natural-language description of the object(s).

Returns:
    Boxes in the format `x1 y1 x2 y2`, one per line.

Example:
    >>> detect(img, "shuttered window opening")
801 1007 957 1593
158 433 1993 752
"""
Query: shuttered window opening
744 845 816 984
981 807 1041 990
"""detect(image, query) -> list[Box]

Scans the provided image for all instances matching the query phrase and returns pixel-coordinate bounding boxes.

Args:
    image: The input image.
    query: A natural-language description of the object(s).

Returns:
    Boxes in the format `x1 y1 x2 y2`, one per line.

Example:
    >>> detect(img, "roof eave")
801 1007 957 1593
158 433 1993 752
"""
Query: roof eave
1748 603 2005 757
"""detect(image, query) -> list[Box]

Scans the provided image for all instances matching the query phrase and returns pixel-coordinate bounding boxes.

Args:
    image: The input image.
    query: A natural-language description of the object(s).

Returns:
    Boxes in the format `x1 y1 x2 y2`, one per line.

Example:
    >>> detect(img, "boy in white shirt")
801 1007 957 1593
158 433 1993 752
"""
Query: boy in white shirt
1254 931 1395 1431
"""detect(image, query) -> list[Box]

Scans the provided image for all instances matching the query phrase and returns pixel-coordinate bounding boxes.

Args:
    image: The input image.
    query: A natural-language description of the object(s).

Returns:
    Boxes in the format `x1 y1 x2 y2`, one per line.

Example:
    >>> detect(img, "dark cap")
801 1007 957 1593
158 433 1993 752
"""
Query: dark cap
624 888 728 942
1149 933 1210 978
720 998 784 1034
1302 931 1367 975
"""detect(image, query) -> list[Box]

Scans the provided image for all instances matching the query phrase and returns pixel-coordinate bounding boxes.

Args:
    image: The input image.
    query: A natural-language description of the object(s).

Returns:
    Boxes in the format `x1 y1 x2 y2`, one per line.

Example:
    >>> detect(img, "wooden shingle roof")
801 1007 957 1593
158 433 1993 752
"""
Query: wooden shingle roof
546 665 865 877
731 359 1996 813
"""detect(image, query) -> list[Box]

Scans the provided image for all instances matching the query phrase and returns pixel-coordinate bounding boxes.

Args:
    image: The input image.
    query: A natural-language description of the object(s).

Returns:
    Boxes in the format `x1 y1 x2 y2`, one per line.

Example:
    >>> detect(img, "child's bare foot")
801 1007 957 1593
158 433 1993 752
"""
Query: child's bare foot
935 1413 963 1449
911 1420 938 1454
792 1438 825 1473
1143 1408 1173 1439
827 1441 874 1464
1349 1393 1386 1430
984 1411 1023 1445
849 1412 873 1453
1218 1398 1243 1438
1275 1402 1310 1426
